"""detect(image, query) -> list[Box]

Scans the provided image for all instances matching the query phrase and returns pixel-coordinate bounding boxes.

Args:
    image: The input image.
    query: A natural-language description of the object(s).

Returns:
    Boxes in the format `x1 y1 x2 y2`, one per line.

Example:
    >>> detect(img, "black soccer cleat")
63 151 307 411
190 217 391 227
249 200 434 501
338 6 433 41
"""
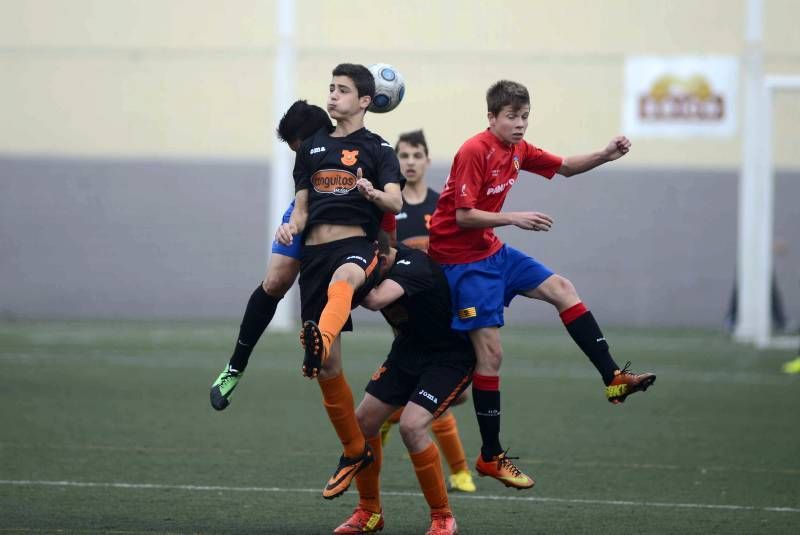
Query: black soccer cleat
301 320 326 378
323 444 374 500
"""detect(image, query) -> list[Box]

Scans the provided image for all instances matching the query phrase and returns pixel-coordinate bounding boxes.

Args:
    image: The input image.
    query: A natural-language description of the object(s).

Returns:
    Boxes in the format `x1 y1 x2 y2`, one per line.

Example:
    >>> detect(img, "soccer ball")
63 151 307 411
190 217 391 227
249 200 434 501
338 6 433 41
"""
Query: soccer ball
368 63 405 113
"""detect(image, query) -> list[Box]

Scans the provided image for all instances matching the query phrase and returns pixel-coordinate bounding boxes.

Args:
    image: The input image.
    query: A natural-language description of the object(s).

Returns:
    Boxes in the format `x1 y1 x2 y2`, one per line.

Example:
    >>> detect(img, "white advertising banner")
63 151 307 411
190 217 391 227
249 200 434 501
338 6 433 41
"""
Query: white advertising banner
623 56 739 138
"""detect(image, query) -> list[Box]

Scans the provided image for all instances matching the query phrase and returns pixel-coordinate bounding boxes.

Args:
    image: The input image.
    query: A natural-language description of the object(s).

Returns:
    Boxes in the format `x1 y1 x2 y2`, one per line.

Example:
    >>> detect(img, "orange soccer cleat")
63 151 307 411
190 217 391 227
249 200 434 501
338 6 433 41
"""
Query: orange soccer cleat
426 512 458 535
333 507 384 534
475 449 534 490
605 361 656 404
323 444 375 500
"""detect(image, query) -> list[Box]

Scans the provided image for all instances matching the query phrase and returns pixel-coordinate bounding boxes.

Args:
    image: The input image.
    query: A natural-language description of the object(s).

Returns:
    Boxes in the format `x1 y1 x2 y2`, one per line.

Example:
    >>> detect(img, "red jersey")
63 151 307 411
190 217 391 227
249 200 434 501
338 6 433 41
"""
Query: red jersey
428 129 563 264
380 212 396 233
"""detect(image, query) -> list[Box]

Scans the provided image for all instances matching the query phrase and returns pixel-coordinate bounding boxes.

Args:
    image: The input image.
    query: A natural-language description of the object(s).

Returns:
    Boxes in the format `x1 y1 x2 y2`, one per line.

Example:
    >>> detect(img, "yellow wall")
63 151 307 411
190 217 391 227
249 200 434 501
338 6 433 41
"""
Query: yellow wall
1 0 798 166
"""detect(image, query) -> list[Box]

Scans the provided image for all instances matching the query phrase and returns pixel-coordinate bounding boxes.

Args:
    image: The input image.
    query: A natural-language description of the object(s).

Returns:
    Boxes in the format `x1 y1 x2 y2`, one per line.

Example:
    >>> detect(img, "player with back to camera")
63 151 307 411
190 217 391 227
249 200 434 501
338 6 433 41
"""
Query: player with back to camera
275 63 404 499
332 232 469 535
378 129 477 495
208 100 397 411
427 80 656 490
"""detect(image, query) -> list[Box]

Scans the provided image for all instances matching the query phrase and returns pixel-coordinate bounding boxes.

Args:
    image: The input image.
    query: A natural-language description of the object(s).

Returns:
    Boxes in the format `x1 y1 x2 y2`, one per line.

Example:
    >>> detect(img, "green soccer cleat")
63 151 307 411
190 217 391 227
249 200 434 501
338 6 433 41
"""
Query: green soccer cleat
210 365 242 411
782 357 800 375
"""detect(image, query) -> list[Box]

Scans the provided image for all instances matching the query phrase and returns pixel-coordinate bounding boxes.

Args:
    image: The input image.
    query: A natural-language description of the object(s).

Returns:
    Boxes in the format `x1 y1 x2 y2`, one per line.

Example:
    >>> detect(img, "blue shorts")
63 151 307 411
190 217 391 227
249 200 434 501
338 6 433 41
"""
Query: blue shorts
270 200 303 260
440 245 554 331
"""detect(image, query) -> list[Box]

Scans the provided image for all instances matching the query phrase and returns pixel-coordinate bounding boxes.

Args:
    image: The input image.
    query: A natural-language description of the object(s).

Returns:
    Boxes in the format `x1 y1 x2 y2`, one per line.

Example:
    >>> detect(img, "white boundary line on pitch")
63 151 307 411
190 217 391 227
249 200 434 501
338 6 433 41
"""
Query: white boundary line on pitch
1 479 798 514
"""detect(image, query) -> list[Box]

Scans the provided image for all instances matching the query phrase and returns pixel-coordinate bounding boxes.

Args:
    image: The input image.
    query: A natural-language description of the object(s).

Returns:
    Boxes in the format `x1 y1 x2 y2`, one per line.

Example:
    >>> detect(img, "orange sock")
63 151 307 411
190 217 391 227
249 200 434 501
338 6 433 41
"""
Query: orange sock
318 373 365 458
431 411 468 474
318 280 355 354
409 442 450 515
355 435 383 513
387 407 403 424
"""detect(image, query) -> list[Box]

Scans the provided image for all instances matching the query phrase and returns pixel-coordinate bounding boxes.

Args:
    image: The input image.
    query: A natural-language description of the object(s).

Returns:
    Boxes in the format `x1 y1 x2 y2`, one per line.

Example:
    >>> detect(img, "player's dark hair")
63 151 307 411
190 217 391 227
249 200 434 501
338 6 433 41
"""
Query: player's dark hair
332 63 376 99
486 80 530 116
395 129 429 157
276 100 334 144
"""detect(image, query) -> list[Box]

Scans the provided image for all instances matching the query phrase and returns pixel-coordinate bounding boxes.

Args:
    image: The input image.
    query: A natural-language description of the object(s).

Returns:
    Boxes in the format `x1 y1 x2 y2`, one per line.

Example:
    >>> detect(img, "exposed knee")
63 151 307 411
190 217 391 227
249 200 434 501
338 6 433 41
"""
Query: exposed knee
399 419 425 448
262 275 292 297
542 275 580 308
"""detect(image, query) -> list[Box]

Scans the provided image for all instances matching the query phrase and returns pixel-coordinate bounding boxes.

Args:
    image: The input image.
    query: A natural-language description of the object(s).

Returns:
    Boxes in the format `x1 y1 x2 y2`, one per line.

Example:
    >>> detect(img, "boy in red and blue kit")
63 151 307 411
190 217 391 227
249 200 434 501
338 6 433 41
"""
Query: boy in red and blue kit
428 80 656 489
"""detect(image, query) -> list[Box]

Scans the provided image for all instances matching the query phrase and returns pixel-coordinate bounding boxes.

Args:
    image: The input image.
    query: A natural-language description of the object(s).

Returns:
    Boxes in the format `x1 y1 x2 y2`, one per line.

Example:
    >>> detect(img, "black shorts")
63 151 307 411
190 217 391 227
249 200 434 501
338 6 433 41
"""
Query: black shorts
365 356 473 419
299 236 380 331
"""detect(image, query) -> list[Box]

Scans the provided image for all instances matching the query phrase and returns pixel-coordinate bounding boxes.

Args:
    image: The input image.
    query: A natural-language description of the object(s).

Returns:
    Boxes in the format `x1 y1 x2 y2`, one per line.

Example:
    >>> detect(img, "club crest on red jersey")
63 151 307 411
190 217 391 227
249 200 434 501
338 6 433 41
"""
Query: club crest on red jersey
513 155 520 171
341 149 359 166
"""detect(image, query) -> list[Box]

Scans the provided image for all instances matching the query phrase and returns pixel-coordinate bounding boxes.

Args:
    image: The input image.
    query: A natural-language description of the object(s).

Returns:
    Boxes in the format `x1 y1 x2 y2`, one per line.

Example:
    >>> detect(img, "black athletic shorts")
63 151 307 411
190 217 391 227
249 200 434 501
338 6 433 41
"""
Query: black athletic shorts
299 236 380 331
365 354 473 418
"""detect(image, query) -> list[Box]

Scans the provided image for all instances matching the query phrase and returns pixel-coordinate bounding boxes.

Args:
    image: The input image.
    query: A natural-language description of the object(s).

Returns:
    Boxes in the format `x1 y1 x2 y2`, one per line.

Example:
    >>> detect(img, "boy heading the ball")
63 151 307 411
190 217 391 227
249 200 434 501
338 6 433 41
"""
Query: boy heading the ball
209 100 397 411
427 80 656 489
275 63 404 499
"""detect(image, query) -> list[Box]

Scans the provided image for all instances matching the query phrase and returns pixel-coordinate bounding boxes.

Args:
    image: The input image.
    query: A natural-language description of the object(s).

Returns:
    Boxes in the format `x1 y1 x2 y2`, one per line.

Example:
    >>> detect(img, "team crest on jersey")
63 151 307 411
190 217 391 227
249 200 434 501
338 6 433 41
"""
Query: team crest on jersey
340 149 359 166
513 155 520 171
311 169 358 195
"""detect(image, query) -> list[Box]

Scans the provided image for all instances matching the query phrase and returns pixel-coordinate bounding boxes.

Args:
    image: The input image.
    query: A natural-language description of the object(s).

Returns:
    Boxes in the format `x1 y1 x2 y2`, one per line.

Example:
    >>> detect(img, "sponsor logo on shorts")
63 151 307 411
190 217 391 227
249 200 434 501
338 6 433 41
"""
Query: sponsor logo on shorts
458 306 477 319
418 389 438 404
311 169 357 195
371 366 387 381
340 149 359 166
346 255 367 264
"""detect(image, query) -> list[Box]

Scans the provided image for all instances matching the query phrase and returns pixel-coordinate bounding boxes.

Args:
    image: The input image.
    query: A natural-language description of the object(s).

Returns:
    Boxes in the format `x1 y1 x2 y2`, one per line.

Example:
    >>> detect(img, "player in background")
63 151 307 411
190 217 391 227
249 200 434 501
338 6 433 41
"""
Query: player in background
209 101 397 411
332 234 469 535
379 129 477 494
428 80 656 490
394 130 439 250
275 64 404 499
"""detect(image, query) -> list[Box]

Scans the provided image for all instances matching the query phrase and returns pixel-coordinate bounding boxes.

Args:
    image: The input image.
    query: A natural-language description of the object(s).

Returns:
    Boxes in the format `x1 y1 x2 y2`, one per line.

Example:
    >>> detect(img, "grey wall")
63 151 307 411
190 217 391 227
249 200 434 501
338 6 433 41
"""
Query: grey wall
1 155 798 328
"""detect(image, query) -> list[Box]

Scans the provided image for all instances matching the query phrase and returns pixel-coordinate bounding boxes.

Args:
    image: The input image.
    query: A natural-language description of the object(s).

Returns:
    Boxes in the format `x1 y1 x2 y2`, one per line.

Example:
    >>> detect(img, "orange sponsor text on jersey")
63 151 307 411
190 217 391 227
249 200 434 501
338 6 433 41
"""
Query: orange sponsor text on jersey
311 169 358 195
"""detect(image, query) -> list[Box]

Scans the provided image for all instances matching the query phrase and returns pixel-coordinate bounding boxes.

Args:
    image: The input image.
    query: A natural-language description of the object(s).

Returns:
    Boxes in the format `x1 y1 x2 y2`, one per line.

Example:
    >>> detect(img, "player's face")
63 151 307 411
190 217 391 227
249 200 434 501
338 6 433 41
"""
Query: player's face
328 76 370 120
396 141 431 185
488 104 530 145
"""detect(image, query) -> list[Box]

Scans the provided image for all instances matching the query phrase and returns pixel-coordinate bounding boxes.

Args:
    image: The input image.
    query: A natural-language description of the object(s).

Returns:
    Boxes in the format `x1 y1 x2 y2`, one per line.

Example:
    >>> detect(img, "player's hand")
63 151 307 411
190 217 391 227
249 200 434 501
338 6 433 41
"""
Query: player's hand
603 135 631 161
356 168 378 201
275 222 297 245
510 211 553 231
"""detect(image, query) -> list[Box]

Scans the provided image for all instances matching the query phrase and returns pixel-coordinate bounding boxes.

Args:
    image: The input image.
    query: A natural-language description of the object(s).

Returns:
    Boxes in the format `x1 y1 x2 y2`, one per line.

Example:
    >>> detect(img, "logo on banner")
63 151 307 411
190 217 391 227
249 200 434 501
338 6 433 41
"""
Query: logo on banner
623 56 738 138
639 75 724 121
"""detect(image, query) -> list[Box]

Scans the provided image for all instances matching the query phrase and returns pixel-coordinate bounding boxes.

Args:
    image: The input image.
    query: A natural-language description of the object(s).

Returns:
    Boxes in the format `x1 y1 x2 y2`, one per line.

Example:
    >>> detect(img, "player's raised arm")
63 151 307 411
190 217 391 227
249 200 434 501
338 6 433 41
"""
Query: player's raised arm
558 135 631 177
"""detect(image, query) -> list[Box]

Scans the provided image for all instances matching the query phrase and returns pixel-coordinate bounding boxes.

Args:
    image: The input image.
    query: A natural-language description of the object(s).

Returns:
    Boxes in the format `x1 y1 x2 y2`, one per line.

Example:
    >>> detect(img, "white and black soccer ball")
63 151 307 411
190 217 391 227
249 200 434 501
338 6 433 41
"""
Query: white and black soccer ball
368 63 405 113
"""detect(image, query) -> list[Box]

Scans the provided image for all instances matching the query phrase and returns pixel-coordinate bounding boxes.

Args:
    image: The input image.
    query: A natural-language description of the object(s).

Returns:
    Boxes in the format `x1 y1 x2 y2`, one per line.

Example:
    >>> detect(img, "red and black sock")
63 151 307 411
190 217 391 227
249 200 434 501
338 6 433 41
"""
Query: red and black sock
560 302 618 385
229 285 281 371
472 373 503 461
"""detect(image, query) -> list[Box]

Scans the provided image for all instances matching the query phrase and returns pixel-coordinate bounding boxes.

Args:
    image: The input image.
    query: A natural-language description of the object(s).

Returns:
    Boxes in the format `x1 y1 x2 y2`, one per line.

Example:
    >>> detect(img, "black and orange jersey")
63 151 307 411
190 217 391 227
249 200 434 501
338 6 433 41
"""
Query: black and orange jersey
380 245 475 372
294 127 404 241
396 188 440 250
